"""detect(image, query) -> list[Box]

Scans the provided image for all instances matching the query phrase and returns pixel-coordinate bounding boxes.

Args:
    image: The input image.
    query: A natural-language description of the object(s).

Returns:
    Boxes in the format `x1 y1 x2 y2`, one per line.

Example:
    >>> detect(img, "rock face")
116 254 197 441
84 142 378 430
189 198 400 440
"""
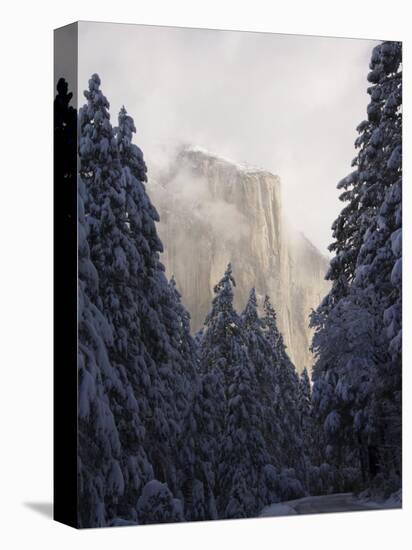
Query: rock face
149 146 329 372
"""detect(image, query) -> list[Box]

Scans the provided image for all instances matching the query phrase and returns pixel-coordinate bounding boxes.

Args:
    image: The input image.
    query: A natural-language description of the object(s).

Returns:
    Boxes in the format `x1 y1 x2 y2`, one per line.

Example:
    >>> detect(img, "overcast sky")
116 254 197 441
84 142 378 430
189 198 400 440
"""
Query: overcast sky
78 22 379 254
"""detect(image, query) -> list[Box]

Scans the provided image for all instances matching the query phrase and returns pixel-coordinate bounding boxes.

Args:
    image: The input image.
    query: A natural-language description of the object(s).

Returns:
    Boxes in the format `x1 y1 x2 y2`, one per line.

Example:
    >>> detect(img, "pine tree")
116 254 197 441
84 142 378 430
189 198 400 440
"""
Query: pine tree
319 43 401 314
218 334 271 518
298 369 311 428
241 289 271 393
78 177 138 526
136 480 184 525
180 374 219 521
116 105 148 182
311 293 376 491
310 41 402 495
167 276 218 521
78 75 204 523
261 296 305 483
79 75 155 523
297 368 320 492
199 264 241 510
200 264 243 383
54 77 132 527
114 105 203 507
353 41 402 486
241 290 284 470
297 369 313 454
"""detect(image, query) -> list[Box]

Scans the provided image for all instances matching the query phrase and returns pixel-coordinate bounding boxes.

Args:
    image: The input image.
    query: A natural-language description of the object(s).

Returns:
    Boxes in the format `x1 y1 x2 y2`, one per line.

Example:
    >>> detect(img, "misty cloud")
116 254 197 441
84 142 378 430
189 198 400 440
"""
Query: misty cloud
150 161 250 245
78 22 380 253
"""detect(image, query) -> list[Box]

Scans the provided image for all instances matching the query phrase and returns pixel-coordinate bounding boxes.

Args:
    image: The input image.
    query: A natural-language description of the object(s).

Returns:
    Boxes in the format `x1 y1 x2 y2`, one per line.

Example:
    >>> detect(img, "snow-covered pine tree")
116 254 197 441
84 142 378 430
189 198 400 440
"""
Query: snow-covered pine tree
297 369 313 459
310 41 402 495
218 326 271 519
241 290 269 387
136 480 184 525
310 293 376 491
261 296 305 486
179 371 219 521
353 41 402 487
79 75 156 524
353 41 402 309
54 77 128 527
78 177 137 527
166 276 199 416
216 287 304 515
200 264 242 383
114 105 205 510
297 368 312 434
241 290 273 393
296 368 326 494
167 276 218 521
241 290 284 469
78 75 203 523
199 264 240 511
318 45 399 314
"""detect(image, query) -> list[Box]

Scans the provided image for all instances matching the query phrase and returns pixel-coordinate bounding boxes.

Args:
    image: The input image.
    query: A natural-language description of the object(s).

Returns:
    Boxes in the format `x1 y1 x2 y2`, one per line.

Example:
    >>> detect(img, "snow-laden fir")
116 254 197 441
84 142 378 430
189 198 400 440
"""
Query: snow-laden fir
54 39 402 528
310 40 402 494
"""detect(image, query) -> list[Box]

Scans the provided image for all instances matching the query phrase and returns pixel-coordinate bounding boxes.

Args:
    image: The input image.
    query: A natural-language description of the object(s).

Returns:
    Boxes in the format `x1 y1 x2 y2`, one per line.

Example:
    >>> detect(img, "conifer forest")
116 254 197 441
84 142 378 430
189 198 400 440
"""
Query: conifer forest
54 39 402 527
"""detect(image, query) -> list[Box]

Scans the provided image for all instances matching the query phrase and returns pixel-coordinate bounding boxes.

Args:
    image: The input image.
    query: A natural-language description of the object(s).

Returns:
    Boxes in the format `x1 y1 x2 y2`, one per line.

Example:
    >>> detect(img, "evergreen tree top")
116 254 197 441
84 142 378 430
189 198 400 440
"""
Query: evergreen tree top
315 40 402 318
118 105 136 137
168 275 192 331
202 264 243 362
368 41 402 84
262 295 283 346
263 295 276 321
116 106 148 182
213 263 236 294
205 264 238 324
79 74 119 173
82 73 110 116
242 288 259 329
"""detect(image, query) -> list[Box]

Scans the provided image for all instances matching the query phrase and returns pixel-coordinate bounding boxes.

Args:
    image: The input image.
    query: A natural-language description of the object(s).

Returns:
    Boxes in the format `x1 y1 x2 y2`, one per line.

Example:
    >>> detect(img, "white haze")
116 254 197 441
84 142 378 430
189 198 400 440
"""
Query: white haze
152 164 251 244
78 22 380 254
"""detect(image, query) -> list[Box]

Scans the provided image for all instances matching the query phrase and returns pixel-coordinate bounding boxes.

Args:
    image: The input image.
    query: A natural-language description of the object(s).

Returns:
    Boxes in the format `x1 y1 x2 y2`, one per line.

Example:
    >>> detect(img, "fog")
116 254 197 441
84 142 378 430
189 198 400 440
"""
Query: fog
152 161 251 244
78 22 379 254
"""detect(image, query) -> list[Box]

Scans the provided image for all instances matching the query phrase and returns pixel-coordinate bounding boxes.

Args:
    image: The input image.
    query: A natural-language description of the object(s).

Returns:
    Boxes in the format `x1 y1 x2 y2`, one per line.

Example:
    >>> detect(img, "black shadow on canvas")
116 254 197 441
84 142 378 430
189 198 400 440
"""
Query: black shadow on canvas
53 22 78 528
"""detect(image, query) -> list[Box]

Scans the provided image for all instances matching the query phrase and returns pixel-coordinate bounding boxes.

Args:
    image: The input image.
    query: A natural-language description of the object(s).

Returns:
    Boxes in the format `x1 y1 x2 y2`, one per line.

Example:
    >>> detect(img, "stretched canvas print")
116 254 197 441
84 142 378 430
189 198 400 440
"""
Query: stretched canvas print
54 22 402 528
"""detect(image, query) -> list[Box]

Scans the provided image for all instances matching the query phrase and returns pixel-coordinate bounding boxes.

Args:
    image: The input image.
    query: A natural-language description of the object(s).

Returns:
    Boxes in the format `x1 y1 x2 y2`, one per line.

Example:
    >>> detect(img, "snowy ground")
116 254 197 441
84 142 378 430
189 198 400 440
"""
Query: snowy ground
260 492 402 518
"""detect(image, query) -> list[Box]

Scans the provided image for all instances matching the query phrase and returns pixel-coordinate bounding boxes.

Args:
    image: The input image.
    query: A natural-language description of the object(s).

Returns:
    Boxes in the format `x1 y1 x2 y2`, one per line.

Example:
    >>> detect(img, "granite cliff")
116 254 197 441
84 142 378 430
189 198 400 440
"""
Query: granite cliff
149 146 329 372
